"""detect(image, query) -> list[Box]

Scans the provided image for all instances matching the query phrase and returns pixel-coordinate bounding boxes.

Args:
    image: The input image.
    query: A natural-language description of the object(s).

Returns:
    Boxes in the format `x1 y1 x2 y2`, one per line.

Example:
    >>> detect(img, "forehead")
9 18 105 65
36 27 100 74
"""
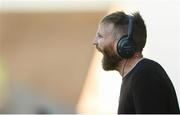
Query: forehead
97 23 114 35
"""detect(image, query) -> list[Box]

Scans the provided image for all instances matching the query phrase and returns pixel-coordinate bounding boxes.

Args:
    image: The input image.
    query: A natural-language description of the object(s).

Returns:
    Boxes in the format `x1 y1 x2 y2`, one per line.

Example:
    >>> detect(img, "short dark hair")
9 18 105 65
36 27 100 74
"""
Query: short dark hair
100 11 147 52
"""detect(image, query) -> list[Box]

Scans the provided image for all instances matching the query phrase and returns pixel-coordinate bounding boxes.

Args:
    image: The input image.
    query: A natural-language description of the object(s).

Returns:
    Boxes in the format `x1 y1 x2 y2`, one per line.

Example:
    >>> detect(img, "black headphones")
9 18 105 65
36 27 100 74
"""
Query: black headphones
116 15 136 59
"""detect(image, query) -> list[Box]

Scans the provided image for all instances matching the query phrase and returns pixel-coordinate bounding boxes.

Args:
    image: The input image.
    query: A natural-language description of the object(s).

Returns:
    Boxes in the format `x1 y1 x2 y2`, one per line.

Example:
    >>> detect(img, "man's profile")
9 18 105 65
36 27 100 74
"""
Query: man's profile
93 11 180 114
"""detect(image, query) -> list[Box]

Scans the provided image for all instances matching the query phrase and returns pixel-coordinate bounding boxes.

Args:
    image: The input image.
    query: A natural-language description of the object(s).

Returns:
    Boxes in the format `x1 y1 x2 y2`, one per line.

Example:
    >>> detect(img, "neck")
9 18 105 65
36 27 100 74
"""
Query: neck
117 53 143 77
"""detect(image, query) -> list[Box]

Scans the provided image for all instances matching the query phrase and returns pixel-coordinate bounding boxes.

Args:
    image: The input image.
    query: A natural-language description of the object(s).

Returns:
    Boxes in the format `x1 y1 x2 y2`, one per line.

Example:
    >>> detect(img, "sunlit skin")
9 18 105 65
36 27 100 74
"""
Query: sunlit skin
93 22 142 77
93 23 115 54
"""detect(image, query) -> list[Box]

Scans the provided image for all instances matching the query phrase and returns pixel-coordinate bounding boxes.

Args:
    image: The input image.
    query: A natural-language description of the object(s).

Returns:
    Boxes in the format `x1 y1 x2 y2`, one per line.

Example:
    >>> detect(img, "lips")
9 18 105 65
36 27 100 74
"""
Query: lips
96 45 102 52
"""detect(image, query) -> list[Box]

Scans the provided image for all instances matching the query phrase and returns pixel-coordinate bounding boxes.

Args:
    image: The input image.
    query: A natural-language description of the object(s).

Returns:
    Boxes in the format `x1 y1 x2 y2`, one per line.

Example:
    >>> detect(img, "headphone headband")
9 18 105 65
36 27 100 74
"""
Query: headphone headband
127 15 134 40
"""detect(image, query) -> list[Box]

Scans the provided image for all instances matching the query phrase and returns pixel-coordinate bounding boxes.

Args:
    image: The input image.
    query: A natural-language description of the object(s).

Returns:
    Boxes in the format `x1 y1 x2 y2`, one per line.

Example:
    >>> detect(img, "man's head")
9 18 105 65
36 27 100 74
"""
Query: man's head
93 11 147 71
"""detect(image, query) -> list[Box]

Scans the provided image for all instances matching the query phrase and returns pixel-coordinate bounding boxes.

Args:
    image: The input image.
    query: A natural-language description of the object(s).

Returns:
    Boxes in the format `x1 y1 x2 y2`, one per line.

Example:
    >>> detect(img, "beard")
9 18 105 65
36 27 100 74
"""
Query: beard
102 47 123 71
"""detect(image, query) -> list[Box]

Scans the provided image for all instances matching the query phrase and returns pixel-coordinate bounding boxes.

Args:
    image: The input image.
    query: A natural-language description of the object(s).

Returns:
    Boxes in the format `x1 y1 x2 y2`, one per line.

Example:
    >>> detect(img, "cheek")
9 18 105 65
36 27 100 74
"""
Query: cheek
98 38 115 53
104 45 115 56
97 39 105 50
102 46 113 56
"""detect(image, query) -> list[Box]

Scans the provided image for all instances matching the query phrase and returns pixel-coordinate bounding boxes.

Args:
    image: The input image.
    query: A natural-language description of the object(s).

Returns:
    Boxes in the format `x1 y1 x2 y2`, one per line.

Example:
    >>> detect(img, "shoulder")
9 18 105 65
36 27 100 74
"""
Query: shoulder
137 58 163 70
131 58 169 90
134 58 168 77
131 58 165 78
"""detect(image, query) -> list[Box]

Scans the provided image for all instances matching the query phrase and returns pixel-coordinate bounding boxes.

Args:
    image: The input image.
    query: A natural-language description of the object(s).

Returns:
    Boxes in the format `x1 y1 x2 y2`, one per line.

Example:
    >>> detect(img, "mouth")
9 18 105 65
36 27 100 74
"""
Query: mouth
96 45 102 53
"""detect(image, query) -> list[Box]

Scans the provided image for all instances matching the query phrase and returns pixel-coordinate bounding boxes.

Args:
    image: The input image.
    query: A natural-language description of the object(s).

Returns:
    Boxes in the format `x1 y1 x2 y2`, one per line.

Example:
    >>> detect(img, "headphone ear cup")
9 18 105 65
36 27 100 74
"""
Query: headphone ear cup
117 36 136 58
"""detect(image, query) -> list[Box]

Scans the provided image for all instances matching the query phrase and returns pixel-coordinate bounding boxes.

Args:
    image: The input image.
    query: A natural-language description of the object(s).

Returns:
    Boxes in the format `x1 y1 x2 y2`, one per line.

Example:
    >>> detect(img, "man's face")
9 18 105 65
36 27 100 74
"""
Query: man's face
93 23 122 71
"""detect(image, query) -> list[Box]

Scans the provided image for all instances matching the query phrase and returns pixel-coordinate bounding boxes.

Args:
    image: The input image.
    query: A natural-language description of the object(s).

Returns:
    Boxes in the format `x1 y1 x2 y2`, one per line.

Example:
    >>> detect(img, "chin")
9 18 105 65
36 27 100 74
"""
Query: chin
101 46 122 71
102 55 119 71
102 66 115 71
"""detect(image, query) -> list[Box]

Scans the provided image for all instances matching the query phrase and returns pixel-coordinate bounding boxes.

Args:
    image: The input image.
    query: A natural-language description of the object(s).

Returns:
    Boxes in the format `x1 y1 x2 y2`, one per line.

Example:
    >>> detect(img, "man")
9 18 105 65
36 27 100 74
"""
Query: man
93 11 179 114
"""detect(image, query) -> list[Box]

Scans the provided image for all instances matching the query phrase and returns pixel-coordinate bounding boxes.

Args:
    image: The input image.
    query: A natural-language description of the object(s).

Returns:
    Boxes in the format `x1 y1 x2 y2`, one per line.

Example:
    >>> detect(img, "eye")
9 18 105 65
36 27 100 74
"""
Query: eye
97 33 103 38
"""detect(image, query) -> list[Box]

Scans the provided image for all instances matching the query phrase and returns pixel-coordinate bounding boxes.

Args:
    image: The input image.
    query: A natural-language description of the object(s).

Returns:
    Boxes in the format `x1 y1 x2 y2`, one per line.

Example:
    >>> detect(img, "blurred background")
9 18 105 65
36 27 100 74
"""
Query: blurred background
0 0 180 114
